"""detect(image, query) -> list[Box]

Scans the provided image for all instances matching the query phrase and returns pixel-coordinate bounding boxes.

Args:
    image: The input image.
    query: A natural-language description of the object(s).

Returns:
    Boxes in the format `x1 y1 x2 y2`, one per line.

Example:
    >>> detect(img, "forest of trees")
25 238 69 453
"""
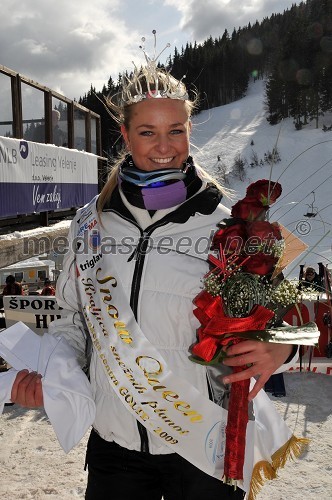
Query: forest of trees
79 0 332 156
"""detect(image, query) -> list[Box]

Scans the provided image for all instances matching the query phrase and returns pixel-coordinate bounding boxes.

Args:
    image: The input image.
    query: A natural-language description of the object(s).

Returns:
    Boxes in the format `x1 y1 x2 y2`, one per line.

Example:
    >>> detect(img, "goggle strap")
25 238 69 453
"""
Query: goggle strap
119 166 187 187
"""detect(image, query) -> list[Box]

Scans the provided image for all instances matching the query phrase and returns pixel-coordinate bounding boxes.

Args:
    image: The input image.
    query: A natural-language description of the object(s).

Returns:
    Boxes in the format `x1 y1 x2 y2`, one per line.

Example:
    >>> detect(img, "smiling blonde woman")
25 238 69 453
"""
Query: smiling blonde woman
10 32 298 500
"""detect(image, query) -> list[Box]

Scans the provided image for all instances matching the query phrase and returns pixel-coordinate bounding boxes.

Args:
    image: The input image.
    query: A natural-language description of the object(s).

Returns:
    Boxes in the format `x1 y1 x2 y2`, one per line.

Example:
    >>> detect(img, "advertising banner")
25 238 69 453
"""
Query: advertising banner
3 295 62 334
0 136 98 217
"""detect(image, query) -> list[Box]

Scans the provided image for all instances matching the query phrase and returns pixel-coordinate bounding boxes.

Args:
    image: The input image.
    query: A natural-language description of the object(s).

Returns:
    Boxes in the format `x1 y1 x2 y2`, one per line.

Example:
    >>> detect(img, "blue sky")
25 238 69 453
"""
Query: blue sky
0 0 298 100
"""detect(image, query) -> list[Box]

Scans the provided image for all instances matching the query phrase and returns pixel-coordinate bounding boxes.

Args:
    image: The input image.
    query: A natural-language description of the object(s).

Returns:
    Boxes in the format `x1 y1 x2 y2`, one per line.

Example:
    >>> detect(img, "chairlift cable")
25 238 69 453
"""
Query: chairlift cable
316 202 332 215
310 251 332 265
272 140 332 184
283 231 330 281
270 158 332 213
267 120 283 203
316 208 327 233
270 172 332 219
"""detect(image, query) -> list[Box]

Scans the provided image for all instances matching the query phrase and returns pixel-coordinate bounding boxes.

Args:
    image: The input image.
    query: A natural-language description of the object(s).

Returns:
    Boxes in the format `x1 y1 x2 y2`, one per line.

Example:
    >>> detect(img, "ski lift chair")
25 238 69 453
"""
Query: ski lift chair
304 191 318 218
304 208 318 218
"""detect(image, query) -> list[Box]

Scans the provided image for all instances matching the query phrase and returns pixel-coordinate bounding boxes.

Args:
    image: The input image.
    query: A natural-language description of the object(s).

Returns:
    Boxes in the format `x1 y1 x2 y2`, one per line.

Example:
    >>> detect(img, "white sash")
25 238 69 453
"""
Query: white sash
74 198 293 492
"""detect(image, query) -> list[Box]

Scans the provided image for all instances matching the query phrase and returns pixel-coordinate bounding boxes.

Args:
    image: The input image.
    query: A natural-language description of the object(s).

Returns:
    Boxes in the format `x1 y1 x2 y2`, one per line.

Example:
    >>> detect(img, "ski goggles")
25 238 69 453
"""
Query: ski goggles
119 165 189 188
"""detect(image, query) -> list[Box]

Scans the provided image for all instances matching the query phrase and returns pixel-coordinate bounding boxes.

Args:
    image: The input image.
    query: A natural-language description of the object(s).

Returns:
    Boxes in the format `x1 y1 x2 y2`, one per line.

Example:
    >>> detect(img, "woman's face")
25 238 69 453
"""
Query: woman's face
121 98 191 171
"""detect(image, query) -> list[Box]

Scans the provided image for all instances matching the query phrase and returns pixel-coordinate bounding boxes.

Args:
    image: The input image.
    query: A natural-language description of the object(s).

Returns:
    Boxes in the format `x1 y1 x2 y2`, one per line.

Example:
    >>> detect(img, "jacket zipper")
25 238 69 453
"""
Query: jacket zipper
129 230 152 452
109 208 203 452
109 209 171 453
128 222 176 452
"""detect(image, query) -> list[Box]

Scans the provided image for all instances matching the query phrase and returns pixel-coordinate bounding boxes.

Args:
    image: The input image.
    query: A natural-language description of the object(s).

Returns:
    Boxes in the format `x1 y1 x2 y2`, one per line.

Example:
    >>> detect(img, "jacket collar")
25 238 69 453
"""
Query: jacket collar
103 183 222 227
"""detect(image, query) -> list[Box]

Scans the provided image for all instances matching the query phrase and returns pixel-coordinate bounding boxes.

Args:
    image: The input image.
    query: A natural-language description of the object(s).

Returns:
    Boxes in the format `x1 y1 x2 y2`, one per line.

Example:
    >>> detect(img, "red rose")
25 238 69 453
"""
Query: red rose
231 196 267 221
243 253 278 275
245 221 282 257
212 223 247 254
246 221 282 241
246 179 282 205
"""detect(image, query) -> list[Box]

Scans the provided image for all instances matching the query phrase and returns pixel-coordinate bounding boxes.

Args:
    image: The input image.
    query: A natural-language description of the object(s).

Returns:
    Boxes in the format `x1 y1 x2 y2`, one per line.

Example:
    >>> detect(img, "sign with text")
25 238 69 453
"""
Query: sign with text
0 136 98 217
3 295 62 334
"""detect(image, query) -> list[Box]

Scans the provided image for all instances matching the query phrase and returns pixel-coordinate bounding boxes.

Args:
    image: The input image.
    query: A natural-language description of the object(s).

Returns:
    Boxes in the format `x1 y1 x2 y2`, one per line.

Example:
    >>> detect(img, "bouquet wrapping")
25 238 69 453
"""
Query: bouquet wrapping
190 179 320 494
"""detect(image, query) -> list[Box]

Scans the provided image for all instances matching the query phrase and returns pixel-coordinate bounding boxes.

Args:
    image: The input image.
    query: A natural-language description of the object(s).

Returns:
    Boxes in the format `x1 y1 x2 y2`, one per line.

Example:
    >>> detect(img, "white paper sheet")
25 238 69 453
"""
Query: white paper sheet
0 322 95 452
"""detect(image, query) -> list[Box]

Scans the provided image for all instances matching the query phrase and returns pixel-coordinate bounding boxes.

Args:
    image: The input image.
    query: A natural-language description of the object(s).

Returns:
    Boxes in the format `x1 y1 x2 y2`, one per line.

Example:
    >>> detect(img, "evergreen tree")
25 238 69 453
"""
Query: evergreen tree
78 0 332 150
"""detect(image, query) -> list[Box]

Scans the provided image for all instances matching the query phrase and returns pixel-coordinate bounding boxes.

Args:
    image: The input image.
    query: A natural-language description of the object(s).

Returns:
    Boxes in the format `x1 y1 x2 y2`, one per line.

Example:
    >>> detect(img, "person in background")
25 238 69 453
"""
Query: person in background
40 278 56 296
10 34 298 500
0 275 22 389
52 109 67 147
32 109 66 146
299 265 323 291
1 275 23 296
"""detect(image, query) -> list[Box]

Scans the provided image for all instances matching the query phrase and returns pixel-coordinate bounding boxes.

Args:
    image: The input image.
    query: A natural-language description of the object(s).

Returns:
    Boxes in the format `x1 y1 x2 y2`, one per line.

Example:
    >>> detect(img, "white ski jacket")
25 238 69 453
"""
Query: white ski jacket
49 183 297 455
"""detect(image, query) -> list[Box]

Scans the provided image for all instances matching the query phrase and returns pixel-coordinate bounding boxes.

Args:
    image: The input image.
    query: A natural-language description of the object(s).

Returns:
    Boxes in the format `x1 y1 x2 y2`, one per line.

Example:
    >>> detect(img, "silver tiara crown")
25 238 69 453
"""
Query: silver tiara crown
121 30 188 106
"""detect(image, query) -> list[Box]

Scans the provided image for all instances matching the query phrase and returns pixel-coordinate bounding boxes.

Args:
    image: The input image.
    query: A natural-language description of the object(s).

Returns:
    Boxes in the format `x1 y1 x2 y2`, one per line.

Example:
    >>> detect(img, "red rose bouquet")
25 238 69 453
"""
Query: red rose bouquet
190 179 319 489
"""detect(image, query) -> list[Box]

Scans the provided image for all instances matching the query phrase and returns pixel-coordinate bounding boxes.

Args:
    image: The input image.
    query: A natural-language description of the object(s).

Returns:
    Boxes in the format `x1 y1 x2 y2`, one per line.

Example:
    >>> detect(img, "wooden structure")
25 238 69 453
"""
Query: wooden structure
0 65 108 229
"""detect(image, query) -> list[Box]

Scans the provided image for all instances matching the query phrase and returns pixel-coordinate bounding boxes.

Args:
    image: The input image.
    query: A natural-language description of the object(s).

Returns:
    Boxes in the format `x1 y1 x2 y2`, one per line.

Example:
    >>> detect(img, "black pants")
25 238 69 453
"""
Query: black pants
85 430 245 500
265 373 286 397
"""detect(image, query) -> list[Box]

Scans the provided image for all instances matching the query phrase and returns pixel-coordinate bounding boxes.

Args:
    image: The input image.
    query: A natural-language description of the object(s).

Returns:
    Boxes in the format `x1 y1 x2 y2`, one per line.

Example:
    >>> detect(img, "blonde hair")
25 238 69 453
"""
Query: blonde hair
97 68 226 213
97 152 126 212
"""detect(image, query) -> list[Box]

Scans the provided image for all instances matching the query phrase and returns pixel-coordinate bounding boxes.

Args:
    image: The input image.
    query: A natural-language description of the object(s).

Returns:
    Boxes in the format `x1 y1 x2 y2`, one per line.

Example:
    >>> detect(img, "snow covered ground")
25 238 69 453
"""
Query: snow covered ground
0 370 331 499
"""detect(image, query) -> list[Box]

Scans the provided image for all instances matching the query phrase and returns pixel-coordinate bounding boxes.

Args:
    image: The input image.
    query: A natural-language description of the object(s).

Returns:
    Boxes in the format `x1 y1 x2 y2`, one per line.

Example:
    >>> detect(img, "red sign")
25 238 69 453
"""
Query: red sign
284 300 331 357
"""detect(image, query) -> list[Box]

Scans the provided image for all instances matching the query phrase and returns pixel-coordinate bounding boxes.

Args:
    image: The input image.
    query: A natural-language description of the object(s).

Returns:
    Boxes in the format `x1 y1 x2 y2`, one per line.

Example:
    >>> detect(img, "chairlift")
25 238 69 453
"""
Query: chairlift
304 191 318 218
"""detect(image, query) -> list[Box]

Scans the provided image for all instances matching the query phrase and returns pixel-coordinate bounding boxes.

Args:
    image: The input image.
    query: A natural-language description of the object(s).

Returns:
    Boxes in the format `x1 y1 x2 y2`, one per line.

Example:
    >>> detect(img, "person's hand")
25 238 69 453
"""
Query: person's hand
222 341 293 401
11 370 43 407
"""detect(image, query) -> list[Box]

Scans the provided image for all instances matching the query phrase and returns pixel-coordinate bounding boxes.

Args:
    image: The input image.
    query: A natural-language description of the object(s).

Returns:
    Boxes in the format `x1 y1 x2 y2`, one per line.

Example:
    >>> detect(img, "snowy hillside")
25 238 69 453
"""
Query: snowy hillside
191 79 332 278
